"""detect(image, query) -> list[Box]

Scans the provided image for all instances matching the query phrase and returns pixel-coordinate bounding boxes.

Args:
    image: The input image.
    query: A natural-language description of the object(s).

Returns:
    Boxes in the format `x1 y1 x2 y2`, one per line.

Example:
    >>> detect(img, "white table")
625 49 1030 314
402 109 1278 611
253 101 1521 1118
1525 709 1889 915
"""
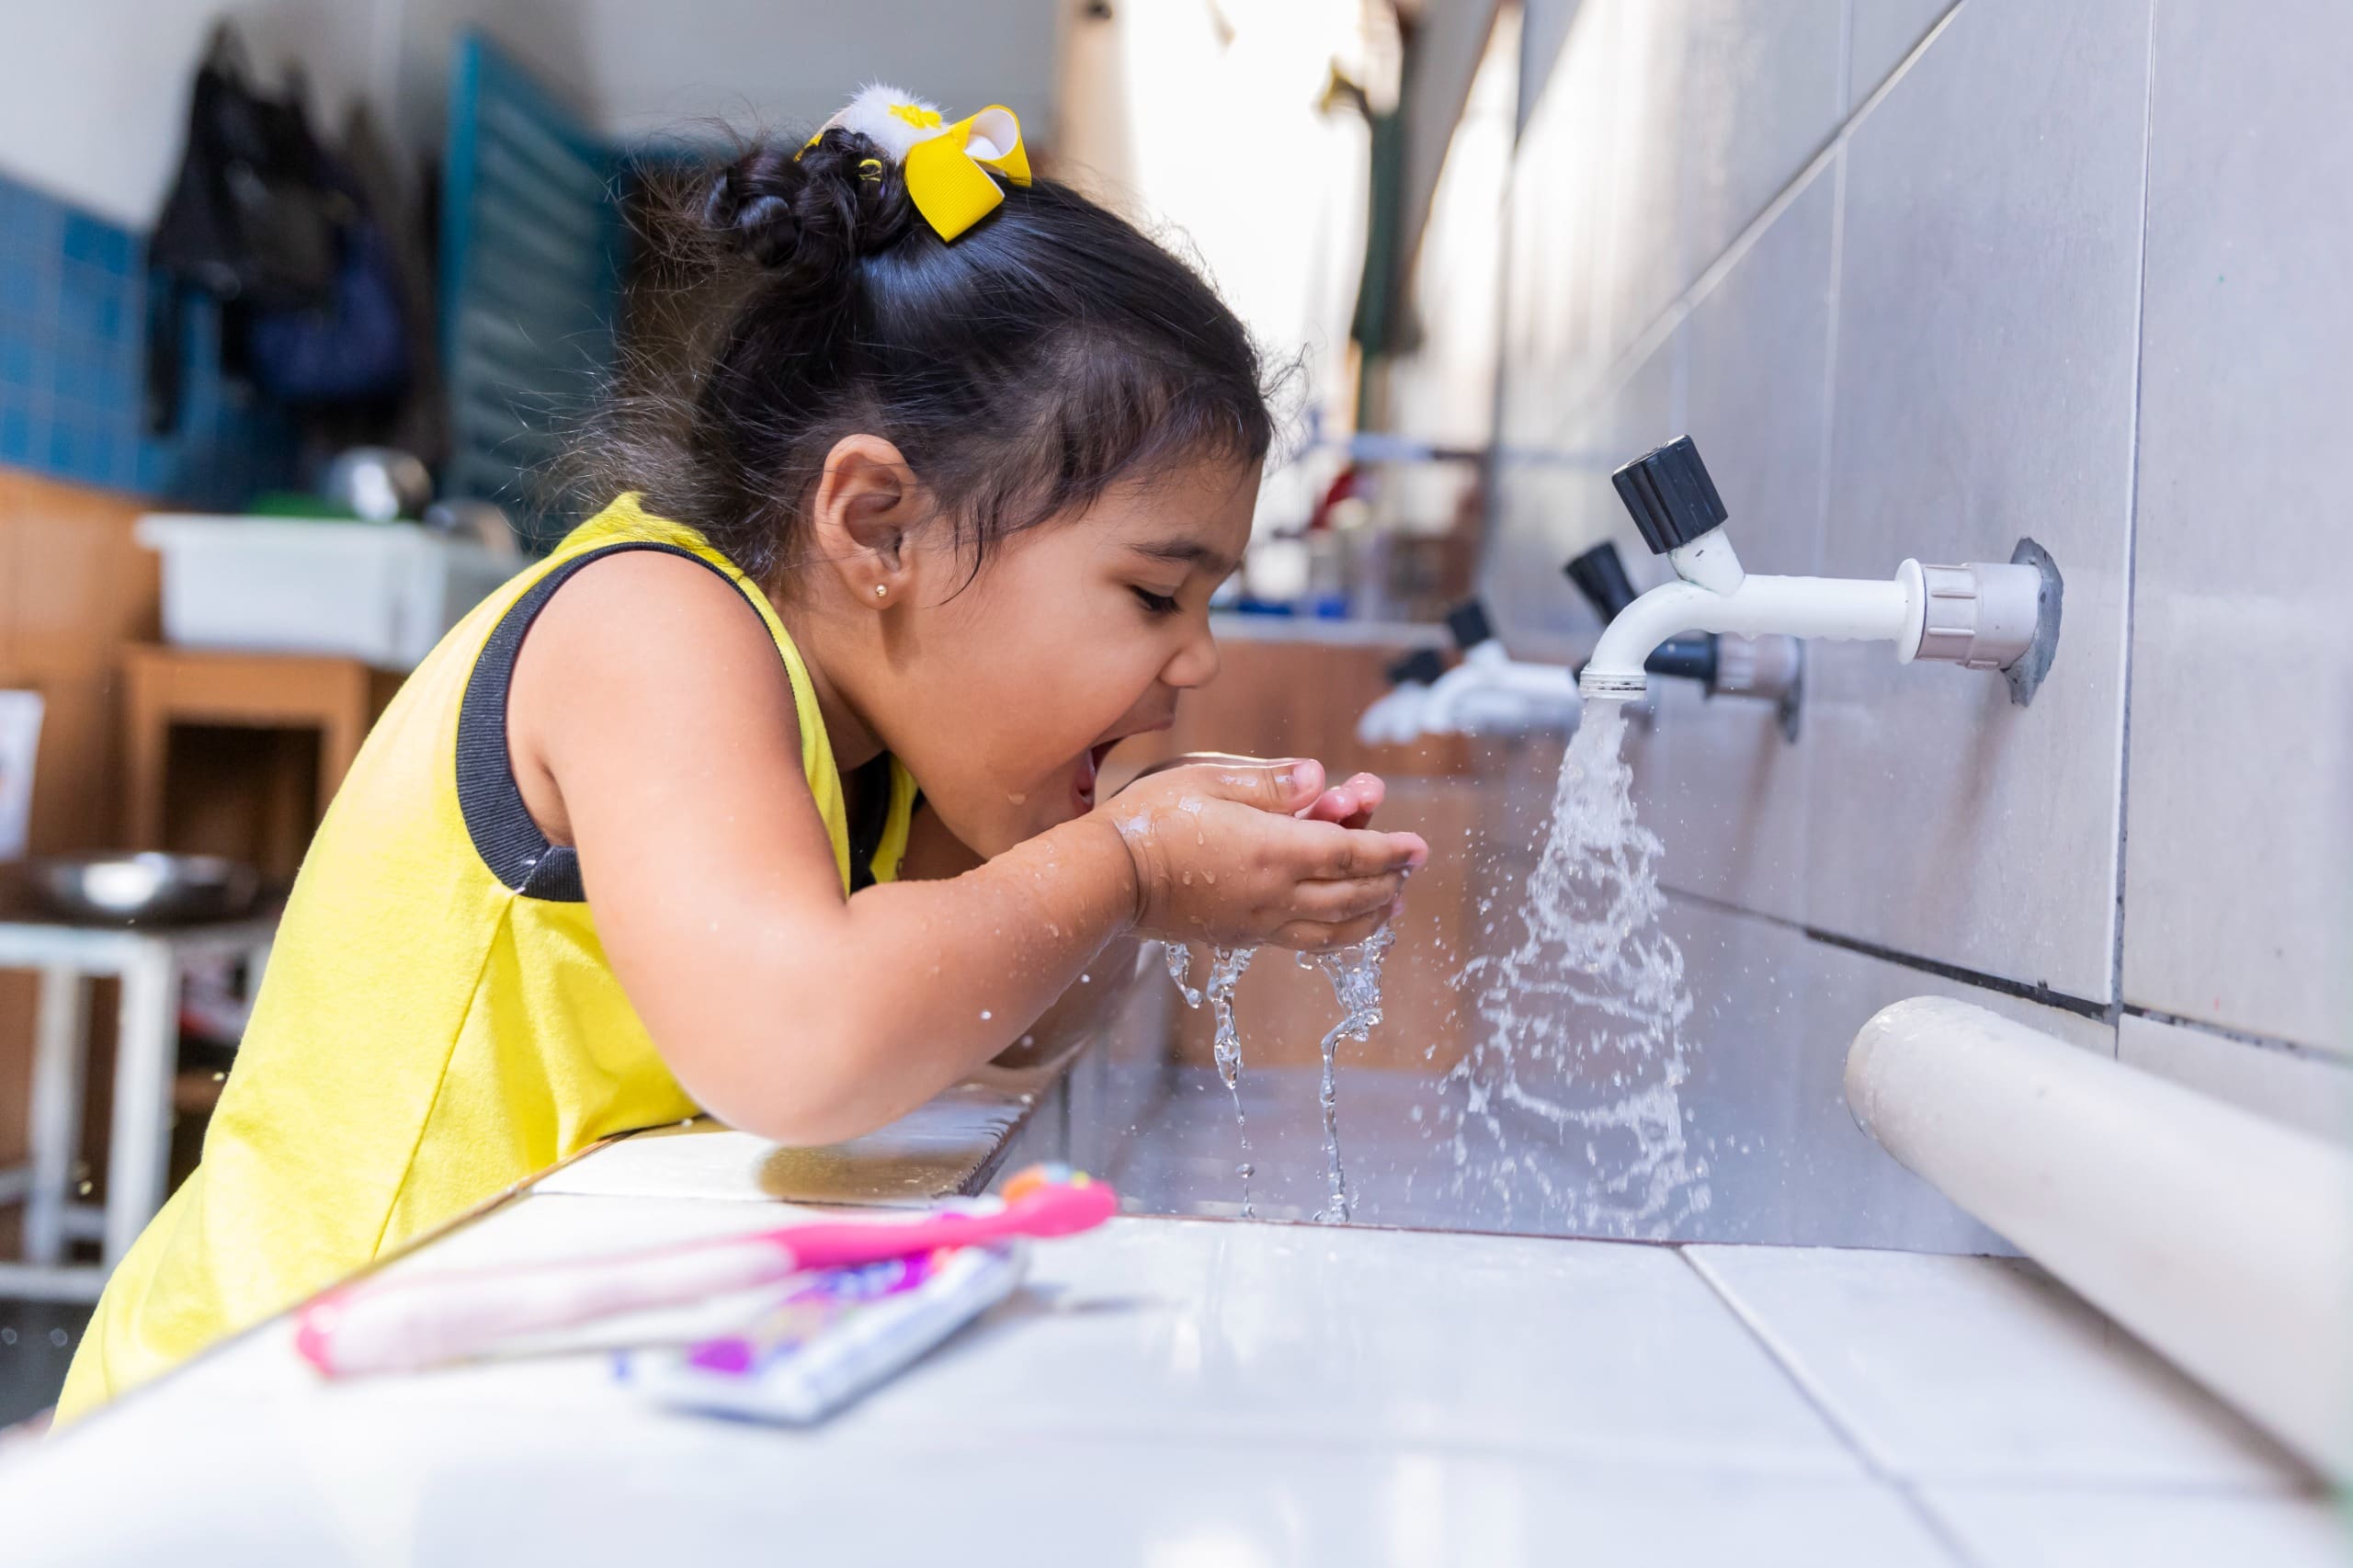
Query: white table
3 1168 2337 1564
0 913 274 1299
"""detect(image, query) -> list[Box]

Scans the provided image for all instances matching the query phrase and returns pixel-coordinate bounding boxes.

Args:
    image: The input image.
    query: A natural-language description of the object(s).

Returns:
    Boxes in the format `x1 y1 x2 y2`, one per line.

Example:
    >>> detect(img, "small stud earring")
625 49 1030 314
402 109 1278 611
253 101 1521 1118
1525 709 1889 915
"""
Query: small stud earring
873 583 889 597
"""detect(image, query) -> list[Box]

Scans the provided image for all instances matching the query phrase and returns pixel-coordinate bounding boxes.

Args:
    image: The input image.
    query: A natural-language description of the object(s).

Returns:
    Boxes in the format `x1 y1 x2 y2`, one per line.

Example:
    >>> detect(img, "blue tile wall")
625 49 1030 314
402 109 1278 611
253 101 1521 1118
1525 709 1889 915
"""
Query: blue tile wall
0 169 294 507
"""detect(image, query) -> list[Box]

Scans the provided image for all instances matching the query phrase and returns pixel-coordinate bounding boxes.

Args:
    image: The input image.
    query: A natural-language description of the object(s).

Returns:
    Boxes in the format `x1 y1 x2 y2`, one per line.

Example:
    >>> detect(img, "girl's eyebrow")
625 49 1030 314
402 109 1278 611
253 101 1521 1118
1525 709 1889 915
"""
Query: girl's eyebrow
1129 539 1238 576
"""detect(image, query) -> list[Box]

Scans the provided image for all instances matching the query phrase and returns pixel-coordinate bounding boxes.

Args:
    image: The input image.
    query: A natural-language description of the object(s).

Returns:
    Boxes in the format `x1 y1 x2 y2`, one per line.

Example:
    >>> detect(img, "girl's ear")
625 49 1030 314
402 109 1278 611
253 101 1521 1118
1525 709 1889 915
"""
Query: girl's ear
809 434 925 606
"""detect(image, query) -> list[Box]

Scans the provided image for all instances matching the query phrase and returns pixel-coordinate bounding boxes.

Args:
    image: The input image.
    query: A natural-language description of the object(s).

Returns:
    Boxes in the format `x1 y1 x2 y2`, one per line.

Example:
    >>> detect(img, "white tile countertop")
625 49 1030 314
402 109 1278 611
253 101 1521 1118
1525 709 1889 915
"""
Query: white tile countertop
1 1174 2336 1566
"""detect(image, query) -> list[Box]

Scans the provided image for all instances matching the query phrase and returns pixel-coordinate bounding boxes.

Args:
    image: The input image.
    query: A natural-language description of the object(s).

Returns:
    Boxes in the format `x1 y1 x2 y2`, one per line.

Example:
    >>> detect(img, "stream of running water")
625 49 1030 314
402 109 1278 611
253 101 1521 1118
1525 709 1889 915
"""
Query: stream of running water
1437 700 1711 1237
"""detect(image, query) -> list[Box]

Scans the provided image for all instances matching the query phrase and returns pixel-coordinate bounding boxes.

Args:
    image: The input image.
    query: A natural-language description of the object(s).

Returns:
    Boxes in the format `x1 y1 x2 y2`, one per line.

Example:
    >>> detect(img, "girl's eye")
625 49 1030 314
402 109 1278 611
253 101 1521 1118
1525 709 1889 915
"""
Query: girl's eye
1131 586 1181 617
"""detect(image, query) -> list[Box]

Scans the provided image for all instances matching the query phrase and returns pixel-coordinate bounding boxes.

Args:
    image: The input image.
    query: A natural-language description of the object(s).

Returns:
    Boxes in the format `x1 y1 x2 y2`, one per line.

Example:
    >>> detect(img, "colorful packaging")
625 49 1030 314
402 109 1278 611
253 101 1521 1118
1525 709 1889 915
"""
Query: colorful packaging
623 1243 1024 1424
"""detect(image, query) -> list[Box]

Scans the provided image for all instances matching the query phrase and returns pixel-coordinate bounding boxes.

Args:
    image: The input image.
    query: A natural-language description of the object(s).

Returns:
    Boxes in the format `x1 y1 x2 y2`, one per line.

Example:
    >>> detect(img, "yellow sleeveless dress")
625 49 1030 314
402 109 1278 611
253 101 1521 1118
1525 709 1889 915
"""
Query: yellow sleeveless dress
57 496 915 1421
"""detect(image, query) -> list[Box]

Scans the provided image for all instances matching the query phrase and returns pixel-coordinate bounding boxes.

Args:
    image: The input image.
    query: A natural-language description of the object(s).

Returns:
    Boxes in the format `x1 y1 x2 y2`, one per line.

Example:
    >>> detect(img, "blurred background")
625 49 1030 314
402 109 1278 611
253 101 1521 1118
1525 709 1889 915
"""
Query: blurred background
0 0 2346 1438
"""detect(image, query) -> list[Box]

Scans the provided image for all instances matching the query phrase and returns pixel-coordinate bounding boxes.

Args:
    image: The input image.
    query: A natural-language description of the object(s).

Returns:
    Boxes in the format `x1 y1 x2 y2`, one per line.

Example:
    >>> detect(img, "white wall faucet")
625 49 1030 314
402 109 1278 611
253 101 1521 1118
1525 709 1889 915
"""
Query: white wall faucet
1577 437 2062 709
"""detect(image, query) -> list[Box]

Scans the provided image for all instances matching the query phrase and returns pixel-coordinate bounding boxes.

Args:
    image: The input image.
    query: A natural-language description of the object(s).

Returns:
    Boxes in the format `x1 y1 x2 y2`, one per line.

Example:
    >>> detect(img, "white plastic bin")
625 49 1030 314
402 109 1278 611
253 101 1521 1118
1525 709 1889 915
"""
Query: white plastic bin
135 516 517 670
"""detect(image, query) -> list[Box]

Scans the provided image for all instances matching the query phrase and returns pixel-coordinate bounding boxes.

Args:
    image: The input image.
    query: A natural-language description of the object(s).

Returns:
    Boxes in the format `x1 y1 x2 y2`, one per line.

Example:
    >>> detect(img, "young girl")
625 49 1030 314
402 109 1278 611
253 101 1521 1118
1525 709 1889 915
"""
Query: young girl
57 88 1425 1419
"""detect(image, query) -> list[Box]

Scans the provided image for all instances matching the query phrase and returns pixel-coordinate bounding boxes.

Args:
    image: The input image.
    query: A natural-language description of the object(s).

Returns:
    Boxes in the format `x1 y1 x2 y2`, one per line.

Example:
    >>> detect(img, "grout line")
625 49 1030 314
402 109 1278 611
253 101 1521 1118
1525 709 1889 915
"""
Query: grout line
1848 0 1966 117
1802 927 2111 1022
1666 883 2347 1062
1679 1248 1987 1566
2118 1005 2348 1066
1813 121 1848 577
1658 883 2114 1023
1548 0 1967 440
2105 0 2162 1060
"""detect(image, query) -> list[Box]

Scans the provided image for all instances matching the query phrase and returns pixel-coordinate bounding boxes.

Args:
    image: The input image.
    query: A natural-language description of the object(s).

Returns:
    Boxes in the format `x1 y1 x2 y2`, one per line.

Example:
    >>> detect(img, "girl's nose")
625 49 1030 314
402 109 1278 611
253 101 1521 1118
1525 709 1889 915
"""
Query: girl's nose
1163 619 1221 689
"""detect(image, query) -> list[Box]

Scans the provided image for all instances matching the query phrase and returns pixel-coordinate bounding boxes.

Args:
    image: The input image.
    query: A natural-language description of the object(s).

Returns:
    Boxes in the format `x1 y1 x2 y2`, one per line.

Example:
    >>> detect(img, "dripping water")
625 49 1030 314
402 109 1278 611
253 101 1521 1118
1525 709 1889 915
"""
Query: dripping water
1306 924 1394 1224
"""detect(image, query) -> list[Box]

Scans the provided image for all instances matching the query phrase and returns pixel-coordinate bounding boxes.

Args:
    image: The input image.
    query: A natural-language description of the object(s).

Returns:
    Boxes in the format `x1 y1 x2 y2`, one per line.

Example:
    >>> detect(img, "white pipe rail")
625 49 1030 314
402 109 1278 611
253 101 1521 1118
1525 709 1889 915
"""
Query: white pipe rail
1847 995 2353 1480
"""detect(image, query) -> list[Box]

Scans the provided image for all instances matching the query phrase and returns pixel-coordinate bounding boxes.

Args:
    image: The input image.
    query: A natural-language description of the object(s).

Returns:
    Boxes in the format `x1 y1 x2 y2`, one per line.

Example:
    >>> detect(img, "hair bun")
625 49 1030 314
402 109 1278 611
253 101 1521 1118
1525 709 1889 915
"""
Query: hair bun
701 131 915 290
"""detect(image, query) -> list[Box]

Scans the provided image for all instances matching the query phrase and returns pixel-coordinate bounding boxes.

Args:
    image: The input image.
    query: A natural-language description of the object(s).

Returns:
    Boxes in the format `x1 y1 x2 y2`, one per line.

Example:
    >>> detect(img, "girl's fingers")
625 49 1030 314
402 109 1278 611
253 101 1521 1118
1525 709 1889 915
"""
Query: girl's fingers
1300 772 1386 825
1303 825 1426 879
1295 871 1405 923
1301 787 1357 823
1271 908 1397 952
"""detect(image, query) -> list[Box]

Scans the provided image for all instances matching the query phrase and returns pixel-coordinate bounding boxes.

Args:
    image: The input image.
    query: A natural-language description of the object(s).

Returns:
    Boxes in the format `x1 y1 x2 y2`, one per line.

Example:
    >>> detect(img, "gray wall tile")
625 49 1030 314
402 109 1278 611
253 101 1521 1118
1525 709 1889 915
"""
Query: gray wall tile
1638 164 1841 922
1678 0 1846 281
1486 339 1677 651
1847 0 1958 108
1498 0 1619 432
1586 0 1692 371
1665 892 2109 1251
2117 1014 2351 1146
1806 0 2150 1002
2120 0 2353 1054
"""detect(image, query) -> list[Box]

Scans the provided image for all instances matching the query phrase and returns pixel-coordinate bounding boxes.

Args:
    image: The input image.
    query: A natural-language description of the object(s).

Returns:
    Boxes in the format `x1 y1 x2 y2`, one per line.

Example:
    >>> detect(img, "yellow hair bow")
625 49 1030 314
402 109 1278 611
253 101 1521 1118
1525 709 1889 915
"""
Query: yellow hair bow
902 106 1031 242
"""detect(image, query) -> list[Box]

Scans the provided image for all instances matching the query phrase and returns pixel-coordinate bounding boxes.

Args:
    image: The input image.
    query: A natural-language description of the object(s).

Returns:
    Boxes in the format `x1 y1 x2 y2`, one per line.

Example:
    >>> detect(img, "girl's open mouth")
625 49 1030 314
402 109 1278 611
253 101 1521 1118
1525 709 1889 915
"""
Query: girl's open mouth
1073 741 1119 812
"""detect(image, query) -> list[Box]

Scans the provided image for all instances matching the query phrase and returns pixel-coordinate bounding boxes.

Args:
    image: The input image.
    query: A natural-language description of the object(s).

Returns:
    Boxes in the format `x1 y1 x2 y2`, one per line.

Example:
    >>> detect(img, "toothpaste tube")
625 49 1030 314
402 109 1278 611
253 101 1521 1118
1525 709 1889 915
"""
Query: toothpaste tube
624 1243 1024 1423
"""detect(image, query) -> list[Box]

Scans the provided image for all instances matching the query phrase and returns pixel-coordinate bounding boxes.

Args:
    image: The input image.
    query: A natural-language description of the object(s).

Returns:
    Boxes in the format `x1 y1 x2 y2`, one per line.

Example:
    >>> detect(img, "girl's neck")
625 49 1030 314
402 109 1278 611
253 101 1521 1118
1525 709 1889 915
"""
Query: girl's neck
774 601 884 771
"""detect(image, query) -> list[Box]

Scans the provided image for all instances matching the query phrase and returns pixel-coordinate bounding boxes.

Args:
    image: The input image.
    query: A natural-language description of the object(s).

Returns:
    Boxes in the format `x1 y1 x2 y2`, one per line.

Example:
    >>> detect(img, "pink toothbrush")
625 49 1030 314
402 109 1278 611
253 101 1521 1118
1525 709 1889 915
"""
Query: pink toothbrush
295 1165 1116 1378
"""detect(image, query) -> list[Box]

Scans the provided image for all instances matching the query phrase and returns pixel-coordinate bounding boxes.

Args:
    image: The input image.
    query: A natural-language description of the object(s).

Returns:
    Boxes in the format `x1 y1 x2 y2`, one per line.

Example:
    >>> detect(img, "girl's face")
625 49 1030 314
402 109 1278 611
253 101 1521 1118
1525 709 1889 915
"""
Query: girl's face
864 460 1258 858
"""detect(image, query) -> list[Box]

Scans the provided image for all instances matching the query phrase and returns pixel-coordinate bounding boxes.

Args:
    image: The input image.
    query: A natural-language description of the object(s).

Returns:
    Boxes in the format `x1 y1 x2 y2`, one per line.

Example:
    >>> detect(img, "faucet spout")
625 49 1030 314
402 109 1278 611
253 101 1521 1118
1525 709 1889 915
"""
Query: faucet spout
1585 436 2058 708
1580 571 1912 701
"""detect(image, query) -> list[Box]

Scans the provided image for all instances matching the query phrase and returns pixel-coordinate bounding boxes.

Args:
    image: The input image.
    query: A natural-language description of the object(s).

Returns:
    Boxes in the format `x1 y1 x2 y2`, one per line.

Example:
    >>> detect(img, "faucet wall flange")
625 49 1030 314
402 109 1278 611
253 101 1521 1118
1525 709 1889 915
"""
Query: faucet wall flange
2002 537 2064 707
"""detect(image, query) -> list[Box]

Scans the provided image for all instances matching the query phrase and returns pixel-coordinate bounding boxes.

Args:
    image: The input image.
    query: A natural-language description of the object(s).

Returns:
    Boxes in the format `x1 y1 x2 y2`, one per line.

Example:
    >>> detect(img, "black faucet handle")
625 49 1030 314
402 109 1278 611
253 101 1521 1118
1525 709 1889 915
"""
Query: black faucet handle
1611 435 1728 555
1386 647 1446 687
1563 541 1639 620
1443 598 1494 651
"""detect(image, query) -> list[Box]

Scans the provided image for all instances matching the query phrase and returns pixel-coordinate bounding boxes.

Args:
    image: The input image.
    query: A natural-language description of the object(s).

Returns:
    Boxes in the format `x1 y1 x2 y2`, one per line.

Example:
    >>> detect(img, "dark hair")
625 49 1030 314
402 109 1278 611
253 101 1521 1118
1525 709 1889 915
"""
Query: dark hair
591 125 1279 585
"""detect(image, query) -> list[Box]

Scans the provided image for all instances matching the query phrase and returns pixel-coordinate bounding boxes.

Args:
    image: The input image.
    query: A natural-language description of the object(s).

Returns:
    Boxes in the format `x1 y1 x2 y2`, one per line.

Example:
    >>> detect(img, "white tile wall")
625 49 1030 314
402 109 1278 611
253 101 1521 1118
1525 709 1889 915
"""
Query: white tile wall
1490 0 2348 1233
1638 164 1839 920
1586 0 1692 373
1677 0 1845 285
2116 1013 2351 1145
1677 165 1838 578
1662 894 2105 1250
1498 0 1619 426
1846 0 1958 108
2120 0 2353 1057
1805 0 2151 1003
1483 339 1676 651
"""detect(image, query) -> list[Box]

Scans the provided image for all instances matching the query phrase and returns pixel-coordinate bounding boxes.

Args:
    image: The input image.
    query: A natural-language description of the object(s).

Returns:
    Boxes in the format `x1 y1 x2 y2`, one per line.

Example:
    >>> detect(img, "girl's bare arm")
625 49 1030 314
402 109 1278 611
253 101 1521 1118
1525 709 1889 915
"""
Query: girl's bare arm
512 553 1422 1144
900 801 1144 1064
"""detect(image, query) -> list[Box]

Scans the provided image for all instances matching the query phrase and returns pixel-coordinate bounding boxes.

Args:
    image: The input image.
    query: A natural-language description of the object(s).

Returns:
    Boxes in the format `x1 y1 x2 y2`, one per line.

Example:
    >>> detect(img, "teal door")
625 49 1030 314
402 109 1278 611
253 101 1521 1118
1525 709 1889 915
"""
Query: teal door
439 33 625 551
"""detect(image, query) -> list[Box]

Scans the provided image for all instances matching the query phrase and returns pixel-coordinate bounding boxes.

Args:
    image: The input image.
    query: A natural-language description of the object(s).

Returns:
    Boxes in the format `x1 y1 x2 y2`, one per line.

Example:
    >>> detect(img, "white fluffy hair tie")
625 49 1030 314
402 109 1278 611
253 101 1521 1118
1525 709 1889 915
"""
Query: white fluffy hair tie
823 84 953 165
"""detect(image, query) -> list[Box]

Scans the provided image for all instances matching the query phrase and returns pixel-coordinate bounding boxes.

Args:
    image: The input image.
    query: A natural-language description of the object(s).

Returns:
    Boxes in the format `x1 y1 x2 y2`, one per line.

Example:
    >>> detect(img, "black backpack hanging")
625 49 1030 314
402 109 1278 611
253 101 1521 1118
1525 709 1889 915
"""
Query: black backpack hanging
145 26 408 432
151 26 339 306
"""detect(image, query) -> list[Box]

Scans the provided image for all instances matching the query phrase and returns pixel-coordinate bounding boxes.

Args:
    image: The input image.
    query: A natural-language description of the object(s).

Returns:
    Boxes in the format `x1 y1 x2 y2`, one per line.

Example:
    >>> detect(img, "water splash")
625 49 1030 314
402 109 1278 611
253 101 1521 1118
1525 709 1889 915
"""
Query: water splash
1165 941 1202 1009
1439 701 1710 1237
1307 925 1395 1223
1165 930 1400 1223
1205 946 1258 1216
1165 942 1260 1215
